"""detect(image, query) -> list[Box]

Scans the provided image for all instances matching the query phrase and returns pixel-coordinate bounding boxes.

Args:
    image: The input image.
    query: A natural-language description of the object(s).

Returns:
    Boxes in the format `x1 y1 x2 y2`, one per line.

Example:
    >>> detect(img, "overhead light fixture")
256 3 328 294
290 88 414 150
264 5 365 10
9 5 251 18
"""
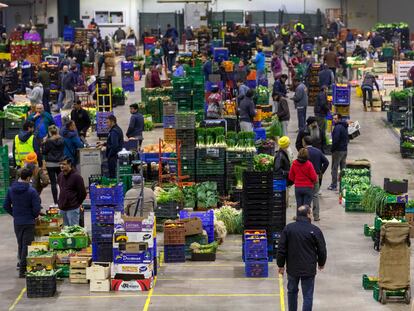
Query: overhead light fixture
0 3 8 8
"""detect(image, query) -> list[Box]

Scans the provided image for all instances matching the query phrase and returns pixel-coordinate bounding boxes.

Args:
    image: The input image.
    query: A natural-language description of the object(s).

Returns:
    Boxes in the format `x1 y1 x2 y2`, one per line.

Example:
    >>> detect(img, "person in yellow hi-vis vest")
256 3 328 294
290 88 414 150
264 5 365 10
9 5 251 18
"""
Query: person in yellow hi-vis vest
13 120 39 168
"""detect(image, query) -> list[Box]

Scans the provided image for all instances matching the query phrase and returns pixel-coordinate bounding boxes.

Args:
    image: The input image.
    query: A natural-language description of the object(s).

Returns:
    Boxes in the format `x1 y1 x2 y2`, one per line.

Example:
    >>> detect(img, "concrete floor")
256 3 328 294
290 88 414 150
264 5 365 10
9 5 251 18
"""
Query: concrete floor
1 58 413 310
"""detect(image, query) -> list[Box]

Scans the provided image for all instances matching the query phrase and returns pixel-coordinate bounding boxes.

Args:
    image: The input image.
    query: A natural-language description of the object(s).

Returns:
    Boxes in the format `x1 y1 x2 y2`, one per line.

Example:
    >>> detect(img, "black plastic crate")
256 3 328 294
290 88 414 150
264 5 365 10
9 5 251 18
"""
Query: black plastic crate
243 171 273 183
92 241 113 262
155 201 182 219
26 275 57 298
164 245 185 263
196 148 226 160
383 178 408 194
400 146 414 159
92 224 114 241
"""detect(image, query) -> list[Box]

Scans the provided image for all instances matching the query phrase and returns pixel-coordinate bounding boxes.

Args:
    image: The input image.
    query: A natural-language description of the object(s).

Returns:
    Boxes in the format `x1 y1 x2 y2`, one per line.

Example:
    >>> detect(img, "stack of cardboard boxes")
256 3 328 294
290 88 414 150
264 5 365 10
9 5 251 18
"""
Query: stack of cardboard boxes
86 263 111 292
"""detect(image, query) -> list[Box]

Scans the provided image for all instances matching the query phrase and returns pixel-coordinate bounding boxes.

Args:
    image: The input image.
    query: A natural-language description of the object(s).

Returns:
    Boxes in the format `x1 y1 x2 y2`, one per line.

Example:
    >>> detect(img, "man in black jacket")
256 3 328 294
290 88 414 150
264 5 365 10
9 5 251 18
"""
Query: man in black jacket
277 205 327 311
314 86 329 136
100 115 124 178
273 93 290 136
328 113 349 191
70 100 91 144
126 103 144 148
295 116 326 152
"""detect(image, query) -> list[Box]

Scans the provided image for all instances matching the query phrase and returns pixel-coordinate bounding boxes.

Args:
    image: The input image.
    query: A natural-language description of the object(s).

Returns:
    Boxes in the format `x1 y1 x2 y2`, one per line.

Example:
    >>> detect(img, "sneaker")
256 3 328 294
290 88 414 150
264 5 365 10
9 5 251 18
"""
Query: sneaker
49 203 58 208
314 218 320 222
318 190 322 196
327 185 337 191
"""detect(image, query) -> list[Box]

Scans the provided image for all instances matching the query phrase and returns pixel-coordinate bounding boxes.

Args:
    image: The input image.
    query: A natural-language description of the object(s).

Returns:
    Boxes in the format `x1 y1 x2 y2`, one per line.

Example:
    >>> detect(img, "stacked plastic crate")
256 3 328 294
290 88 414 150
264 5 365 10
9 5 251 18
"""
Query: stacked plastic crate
196 147 226 195
163 221 186 263
111 214 155 291
188 67 205 122
163 102 177 143
0 146 9 214
96 111 113 138
226 151 254 195
176 112 196 181
172 77 193 112
272 179 288 256
121 61 134 93
332 84 351 119
242 171 276 260
90 182 124 262
180 209 215 243
244 230 269 277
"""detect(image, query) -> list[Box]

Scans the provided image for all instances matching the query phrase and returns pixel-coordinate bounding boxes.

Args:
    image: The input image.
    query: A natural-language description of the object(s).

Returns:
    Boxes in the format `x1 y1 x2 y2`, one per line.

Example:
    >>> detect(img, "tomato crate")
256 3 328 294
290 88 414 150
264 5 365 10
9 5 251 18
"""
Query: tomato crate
164 245 185 263
362 274 378 290
245 260 269 277
163 102 178 116
164 221 186 245
90 183 124 206
26 274 57 298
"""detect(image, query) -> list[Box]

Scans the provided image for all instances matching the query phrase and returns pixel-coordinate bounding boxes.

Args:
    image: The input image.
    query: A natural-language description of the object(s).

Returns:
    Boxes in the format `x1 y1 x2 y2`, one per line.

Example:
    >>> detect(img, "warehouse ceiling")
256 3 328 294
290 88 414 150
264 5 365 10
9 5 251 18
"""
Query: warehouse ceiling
1 0 34 5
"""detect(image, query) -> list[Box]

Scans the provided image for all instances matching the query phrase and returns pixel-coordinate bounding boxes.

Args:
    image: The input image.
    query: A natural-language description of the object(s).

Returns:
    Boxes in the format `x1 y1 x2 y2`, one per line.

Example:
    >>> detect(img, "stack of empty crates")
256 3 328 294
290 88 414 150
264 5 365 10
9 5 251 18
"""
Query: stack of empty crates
91 182 124 263
163 102 177 143
163 220 186 263
244 230 269 277
96 111 114 138
121 61 134 92
196 147 226 195
70 256 91 284
176 112 196 181
172 77 192 111
272 179 288 257
188 67 205 122
180 209 215 243
242 171 276 260
86 263 111 292
0 146 9 214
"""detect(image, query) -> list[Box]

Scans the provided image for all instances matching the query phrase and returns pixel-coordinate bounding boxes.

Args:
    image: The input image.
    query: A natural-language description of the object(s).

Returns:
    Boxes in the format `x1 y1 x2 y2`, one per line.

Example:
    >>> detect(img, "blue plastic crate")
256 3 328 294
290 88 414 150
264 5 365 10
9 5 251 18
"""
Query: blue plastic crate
254 128 266 141
163 116 176 129
179 209 214 227
90 183 124 206
303 43 314 51
332 84 351 105
205 81 224 92
204 225 215 243
213 48 229 62
164 245 185 263
122 84 135 92
245 260 269 277
244 238 268 260
258 79 269 87
92 224 114 242
273 179 287 191
91 206 118 224
246 80 257 89
121 61 134 71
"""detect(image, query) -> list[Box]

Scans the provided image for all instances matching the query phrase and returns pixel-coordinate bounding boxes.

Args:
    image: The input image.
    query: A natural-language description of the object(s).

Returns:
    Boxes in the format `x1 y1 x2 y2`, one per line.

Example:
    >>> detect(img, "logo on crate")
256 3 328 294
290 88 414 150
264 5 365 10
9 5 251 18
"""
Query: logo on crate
139 266 148 273
121 283 141 290
142 234 152 241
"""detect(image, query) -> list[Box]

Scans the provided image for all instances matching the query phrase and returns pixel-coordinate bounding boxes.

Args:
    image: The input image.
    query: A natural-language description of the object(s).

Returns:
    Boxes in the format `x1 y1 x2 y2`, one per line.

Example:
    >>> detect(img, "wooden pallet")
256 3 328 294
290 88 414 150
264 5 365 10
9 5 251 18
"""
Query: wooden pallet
70 277 89 284
70 256 91 268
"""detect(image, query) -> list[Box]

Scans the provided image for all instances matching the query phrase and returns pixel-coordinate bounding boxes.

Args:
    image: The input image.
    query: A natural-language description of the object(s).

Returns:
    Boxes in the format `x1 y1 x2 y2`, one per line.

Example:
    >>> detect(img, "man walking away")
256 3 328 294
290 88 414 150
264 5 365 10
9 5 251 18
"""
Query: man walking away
57 157 87 226
328 114 349 191
238 89 256 132
277 205 327 311
38 65 51 112
292 78 308 130
324 46 338 76
273 93 290 136
314 86 329 136
126 103 145 148
124 176 156 218
4 168 41 278
303 136 329 221
71 100 91 144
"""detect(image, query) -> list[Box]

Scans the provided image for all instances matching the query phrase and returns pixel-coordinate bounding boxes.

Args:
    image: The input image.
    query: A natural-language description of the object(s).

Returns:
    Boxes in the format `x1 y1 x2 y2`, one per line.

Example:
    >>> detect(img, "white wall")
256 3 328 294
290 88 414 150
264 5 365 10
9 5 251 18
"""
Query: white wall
43 0 58 39
80 0 139 38
3 3 33 32
346 0 377 31
378 0 414 31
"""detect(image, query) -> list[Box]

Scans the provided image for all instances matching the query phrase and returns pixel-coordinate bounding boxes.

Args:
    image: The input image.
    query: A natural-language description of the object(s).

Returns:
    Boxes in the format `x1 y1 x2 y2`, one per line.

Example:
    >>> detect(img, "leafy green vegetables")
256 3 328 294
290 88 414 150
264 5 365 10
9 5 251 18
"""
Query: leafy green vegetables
156 186 184 204
254 154 274 172
214 206 243 234
361 186 387 213
196 127 227 148
197 182 219 209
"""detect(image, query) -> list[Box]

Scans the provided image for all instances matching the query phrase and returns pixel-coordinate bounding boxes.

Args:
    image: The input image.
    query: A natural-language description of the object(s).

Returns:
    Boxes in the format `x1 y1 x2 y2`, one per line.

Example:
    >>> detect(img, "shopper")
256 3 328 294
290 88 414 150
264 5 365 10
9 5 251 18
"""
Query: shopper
43 125 64 207
361 71 380 111
57 157 87 226
165 24 179 42
3 168 41 278
98 115 124 178
314 86 329 136
303 136 329 221
27 80 44 107
173 60 185 78
236 79 250 99
273 93 290 136
56 65 69 112
371 32 385 49
150 41 163 66
166 37 178 73
288 148 317 208
113 27 126 42
272 74 288 98
151 65 162 88
28 104 54 144
253 48 266 85
271 53 282 80
126 103 145 148
318 65 334 88
124 176 156 218
206 86 223 119
277 205 327 311
37 65 51 113
234 59 250 83
70 100 91 143
13 121 39 168
324 46 338 76
274 136 291 180
62 65 76 109
238 89 256 132
201 54 212 82
292 78 308 130
295 116 325 152
61 120 84 164
328 114 349 191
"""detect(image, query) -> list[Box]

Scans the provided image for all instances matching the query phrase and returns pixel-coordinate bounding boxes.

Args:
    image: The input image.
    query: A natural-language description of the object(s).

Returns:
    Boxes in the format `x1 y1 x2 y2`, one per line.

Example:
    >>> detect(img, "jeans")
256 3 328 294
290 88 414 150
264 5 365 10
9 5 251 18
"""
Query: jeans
63 90 75 109
108 155 117 179
362 88 373 108
60 208 80 226
43 88 51 113
47 166 61 204
312 179 320 220
294 187 314 209
297 108 306 130
240 121 253 132
167 54 176 72
14 224 35 275
287 275 315 311
57 91 65 109
281 120 289 136
331 151 347 187
256 68 266 85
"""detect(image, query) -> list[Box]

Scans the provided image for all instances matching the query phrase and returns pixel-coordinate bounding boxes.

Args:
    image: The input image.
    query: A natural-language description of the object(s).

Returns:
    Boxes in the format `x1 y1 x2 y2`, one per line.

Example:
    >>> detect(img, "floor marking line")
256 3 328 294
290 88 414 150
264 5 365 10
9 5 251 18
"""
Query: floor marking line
8 287 26 311
151 293 280 297
60 294 147 299
156 278 277 281
279 274 286 311
162 264 245 267
142 276 157 311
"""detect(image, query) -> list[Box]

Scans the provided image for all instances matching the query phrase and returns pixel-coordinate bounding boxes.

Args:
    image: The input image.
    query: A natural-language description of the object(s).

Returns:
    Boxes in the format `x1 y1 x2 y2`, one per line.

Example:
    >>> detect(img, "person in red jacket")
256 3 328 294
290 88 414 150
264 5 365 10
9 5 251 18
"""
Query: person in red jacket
288 148 318 209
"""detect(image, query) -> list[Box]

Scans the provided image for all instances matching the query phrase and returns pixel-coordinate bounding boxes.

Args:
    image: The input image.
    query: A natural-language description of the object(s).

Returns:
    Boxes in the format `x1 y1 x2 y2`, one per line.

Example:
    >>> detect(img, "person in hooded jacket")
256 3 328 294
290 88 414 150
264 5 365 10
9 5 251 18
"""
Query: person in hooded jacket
238 89 256 132
61 120 84 164
43 125 65 207
288 148 318 209
13 120 40 168
28 104 55 143
3 168 41 278
27 81 44 106
314 86 329 136
70 100 91 144
274 136 291 180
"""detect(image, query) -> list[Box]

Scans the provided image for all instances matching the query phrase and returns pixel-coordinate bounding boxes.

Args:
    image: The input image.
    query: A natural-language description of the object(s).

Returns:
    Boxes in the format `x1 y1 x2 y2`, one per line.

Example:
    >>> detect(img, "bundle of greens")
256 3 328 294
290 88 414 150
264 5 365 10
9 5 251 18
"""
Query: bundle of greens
214 206 243 234
197 182 219 209
156 186 184 204
225 131 256 152
390 88 414 102
112 87 124 97
196 127 227 148
27 250 55 258
26 269 61 277
401 141 414 149
182 185 197 208
253 154 274 172
265 116 283 138
360 186 388 213
190 241 219 254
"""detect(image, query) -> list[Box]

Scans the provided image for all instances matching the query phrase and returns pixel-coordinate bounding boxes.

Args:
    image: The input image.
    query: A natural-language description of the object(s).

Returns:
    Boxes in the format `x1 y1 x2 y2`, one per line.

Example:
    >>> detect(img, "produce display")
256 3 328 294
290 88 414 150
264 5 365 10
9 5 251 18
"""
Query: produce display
214 206 243 234
144 114 154 131
225 131 256 152
346 56 367 67
26 269 60 277
390 88 413 102
142 142 176 153
155 186 184 205
361 186 388 213
253 154 274 172
196 182 219 209
196 127 227 148
27 250 55 259
190 242 218 254
265 116 283 139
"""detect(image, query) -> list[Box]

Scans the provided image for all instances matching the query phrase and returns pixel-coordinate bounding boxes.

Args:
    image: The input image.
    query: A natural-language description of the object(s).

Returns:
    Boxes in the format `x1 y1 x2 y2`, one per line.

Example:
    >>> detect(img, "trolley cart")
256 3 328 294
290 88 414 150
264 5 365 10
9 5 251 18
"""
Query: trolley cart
378 222 411 305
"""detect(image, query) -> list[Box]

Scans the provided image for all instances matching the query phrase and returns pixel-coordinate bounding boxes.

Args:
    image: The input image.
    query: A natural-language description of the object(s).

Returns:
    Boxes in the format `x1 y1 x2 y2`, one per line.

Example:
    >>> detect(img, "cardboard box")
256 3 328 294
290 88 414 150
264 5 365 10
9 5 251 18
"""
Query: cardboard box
112 247 154 264
26 254 56 267
86 263 111 280
181 218 203 236
90 279 111 292
119 215 155 232
111 278 153 291
125 242 147 254
111 263 153 279
114 232 154 247
28 244 48 253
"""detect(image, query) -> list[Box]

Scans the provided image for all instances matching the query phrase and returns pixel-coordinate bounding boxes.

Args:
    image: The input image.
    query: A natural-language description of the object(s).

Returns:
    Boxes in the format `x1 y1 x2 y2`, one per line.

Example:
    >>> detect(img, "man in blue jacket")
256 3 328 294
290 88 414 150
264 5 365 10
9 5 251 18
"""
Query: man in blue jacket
101 115 124 178
328 113 349 191
253 48 266 85
4 168 41 277
272 74 288 98
126 103 144 148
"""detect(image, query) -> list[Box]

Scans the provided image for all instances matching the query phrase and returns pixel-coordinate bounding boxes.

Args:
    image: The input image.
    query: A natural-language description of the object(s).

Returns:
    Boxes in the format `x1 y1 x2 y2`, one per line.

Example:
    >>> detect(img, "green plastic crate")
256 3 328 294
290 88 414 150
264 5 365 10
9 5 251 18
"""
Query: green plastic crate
362 274 378 290
0 207 6 215
56 264 70 278
49 235 89 250
344 200 365 212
